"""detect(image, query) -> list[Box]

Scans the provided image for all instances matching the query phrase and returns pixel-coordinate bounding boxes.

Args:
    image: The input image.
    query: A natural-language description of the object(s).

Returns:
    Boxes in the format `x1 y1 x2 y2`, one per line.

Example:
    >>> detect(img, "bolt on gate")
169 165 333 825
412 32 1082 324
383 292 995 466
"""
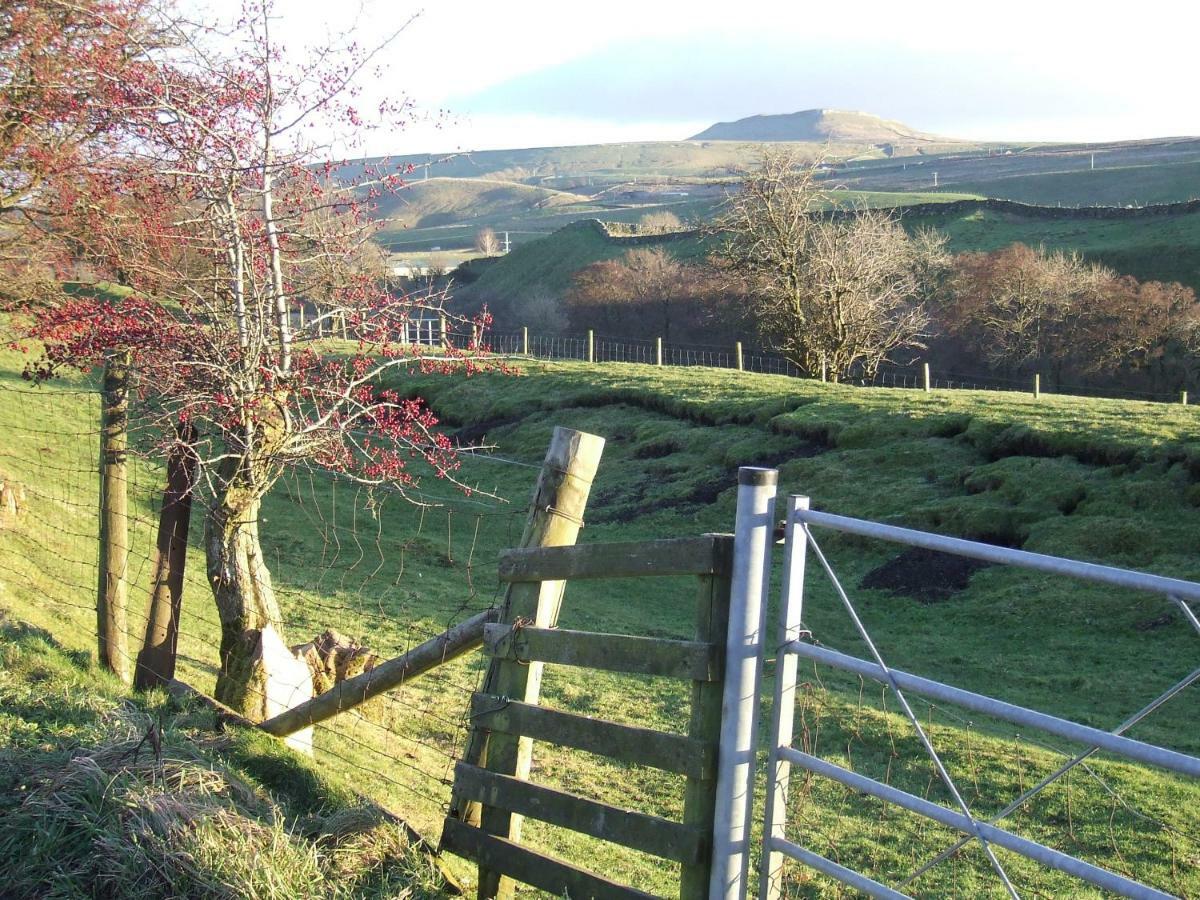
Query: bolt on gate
761 493 1200 900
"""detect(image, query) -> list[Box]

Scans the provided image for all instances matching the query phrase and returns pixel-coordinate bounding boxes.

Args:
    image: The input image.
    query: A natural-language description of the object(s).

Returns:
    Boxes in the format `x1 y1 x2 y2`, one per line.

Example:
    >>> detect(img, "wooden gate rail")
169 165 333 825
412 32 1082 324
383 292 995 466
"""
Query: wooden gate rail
441 533 733 899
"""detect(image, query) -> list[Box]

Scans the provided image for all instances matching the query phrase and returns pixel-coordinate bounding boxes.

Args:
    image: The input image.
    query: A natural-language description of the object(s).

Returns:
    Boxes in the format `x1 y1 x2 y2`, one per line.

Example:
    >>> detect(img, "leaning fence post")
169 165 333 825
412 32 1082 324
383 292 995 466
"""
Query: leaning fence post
710 467 778 899
98 350 131 683
451 427 606 830
134 424 199 691
656 336 663 367
760 495 809 900
923 362 931 393
735 341 744 372
586 329 594 363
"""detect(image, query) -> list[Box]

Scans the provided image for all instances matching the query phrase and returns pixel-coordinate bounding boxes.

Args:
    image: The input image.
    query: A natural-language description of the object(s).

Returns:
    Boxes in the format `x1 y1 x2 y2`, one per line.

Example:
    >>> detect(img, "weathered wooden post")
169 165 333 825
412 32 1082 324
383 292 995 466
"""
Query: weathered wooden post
1034 373 1041 399
1181 390 1188 405
452 428 605 834
923 362 931 393
134 424 199 691
521 326 529 356
98 350 131 683
735 341 744 372
440 314 449 350
656 336 663 367
586 329 594 363
820 353 827 383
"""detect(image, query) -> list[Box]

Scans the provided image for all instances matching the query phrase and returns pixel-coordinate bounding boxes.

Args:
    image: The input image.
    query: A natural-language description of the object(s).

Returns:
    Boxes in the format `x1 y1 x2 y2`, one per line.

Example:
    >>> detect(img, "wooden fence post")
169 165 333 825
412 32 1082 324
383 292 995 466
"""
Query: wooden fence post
586 329 594 363
440 314 449 349
521 326 529 356
820 354 827 383
1181 390 1188 405
681 558 733 897
1034 373 1041 399
656 337 663 367
452 427 605 831
735 341 744 372
923 362 931 393
134 424 199 691
98 350 131 683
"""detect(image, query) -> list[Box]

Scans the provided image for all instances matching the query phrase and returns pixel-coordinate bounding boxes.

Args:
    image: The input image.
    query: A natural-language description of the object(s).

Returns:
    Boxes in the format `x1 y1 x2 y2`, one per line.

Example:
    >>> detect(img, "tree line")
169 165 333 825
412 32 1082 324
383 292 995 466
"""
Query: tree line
559 152 1200 394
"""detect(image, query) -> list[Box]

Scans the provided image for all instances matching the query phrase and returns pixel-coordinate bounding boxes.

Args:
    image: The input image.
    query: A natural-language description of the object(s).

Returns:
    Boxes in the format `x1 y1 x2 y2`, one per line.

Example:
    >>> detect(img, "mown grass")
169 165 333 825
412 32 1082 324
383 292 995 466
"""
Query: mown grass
2 347 1198 897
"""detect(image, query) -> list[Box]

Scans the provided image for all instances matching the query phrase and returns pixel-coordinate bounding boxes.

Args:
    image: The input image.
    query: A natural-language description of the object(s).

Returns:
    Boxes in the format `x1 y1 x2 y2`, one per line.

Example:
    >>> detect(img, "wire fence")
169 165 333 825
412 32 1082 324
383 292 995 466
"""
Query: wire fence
0 374 536 838
477 328 1191 405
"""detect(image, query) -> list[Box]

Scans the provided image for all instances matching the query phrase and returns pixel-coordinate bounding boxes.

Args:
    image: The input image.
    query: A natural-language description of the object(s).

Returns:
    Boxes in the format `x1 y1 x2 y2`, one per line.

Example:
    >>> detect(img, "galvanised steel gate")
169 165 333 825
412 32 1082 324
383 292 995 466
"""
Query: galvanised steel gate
758 493 1200 900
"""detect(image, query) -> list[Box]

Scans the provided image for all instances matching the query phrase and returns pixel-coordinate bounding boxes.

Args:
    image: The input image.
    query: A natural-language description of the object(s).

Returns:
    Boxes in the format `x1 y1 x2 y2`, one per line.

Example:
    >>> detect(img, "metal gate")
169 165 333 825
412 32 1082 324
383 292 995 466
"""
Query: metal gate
758 492 1200 900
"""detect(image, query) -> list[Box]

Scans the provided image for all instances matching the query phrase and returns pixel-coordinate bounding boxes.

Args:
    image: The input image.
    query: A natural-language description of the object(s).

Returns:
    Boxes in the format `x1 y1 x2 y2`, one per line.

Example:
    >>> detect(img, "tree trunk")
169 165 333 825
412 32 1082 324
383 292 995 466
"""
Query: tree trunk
205 494 289 717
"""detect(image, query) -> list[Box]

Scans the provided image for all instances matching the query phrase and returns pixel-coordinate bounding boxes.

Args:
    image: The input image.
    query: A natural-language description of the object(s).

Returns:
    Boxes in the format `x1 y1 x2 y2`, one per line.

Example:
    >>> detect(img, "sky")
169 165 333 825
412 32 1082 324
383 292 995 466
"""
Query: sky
194 0 1200 156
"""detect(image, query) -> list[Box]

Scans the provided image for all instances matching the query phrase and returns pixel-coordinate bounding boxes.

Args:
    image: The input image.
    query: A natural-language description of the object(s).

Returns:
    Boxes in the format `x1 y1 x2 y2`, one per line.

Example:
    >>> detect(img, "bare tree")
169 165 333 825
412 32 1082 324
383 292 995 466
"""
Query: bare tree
715 151 942 379
945 243 1200 387
474 226 500 256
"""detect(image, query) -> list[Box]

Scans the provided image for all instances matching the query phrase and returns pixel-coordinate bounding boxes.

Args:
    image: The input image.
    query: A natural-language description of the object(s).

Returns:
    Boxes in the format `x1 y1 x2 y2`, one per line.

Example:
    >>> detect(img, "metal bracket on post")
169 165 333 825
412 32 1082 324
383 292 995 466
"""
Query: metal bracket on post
709 467 778 900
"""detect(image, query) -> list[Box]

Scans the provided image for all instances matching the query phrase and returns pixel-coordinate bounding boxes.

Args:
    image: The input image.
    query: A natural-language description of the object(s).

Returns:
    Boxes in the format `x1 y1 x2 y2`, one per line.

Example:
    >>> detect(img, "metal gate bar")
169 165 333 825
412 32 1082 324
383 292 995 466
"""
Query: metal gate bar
784 641 1200 778
760 495 1200 900
783 748 1177 900
795 508 1200 601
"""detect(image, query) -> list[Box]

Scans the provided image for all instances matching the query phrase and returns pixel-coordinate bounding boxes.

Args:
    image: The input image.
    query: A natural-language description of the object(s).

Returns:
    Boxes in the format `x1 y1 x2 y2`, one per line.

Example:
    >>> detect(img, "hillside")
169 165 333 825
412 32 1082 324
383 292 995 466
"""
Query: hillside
454 199 1200 330
373 177 592 229
2 343 1199 896
689 108 955 147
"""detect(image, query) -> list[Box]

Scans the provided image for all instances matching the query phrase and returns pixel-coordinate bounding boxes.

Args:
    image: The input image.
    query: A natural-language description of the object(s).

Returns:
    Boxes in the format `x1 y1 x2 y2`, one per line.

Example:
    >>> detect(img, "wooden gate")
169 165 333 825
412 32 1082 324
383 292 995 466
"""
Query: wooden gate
441 535 734 899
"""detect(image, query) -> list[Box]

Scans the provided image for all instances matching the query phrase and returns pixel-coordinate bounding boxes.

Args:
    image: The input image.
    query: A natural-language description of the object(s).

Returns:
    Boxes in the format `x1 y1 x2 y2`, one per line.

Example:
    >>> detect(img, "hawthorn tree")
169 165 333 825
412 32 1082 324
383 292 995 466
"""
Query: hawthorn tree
15 2 488 717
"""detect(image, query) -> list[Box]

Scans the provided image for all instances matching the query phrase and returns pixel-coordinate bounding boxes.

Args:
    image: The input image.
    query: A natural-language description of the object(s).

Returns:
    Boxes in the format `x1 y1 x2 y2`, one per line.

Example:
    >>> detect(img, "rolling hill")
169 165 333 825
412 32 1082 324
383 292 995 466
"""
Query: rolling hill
373 177 593 229
688 108 958 148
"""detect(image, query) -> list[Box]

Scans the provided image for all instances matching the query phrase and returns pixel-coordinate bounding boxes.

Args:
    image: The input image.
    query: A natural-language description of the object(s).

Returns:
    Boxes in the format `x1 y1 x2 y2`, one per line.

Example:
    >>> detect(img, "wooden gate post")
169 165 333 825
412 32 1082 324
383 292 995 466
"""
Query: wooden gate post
735 341 744 372
681 558 734 897
521 326 529 356
134 424 199 690
452 427 605 832
587 329 595 363
98 350 131 683
656 337 663 367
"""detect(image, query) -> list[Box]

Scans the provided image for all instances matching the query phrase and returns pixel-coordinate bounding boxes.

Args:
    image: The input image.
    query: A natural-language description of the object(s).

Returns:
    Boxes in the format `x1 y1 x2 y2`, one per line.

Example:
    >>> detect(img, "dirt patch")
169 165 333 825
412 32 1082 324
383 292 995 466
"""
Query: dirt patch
860 547 991 603
449 415 522 447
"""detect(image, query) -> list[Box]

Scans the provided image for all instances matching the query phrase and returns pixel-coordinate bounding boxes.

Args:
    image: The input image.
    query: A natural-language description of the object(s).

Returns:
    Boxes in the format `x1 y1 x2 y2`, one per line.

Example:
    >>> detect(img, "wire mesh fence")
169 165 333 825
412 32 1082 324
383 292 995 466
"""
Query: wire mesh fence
0 374 536 838
474 328 1189 405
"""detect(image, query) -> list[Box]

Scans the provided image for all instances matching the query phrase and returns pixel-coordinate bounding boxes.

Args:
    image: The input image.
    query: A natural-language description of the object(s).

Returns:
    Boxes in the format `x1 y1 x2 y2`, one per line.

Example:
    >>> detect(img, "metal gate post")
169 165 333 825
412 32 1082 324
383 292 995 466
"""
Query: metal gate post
709 467 778 899
760 495 809 899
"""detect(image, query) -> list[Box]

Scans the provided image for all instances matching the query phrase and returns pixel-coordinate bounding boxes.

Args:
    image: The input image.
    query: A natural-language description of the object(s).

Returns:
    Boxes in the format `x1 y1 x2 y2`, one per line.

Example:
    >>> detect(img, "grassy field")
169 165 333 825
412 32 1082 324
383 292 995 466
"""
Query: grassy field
2 340 1198 897
906 205 1200 293
948 159 1200 208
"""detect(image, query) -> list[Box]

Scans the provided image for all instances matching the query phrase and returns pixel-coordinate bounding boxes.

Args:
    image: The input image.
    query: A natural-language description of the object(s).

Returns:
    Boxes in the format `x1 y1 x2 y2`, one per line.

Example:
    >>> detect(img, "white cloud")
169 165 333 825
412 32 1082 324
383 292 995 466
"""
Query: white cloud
186 0 1200 154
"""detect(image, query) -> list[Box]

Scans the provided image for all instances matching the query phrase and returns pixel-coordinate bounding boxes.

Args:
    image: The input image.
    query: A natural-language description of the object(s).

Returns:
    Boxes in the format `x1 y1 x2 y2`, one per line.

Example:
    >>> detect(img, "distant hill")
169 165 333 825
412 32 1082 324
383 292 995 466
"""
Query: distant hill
689 108 957 145
373 177 591 228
